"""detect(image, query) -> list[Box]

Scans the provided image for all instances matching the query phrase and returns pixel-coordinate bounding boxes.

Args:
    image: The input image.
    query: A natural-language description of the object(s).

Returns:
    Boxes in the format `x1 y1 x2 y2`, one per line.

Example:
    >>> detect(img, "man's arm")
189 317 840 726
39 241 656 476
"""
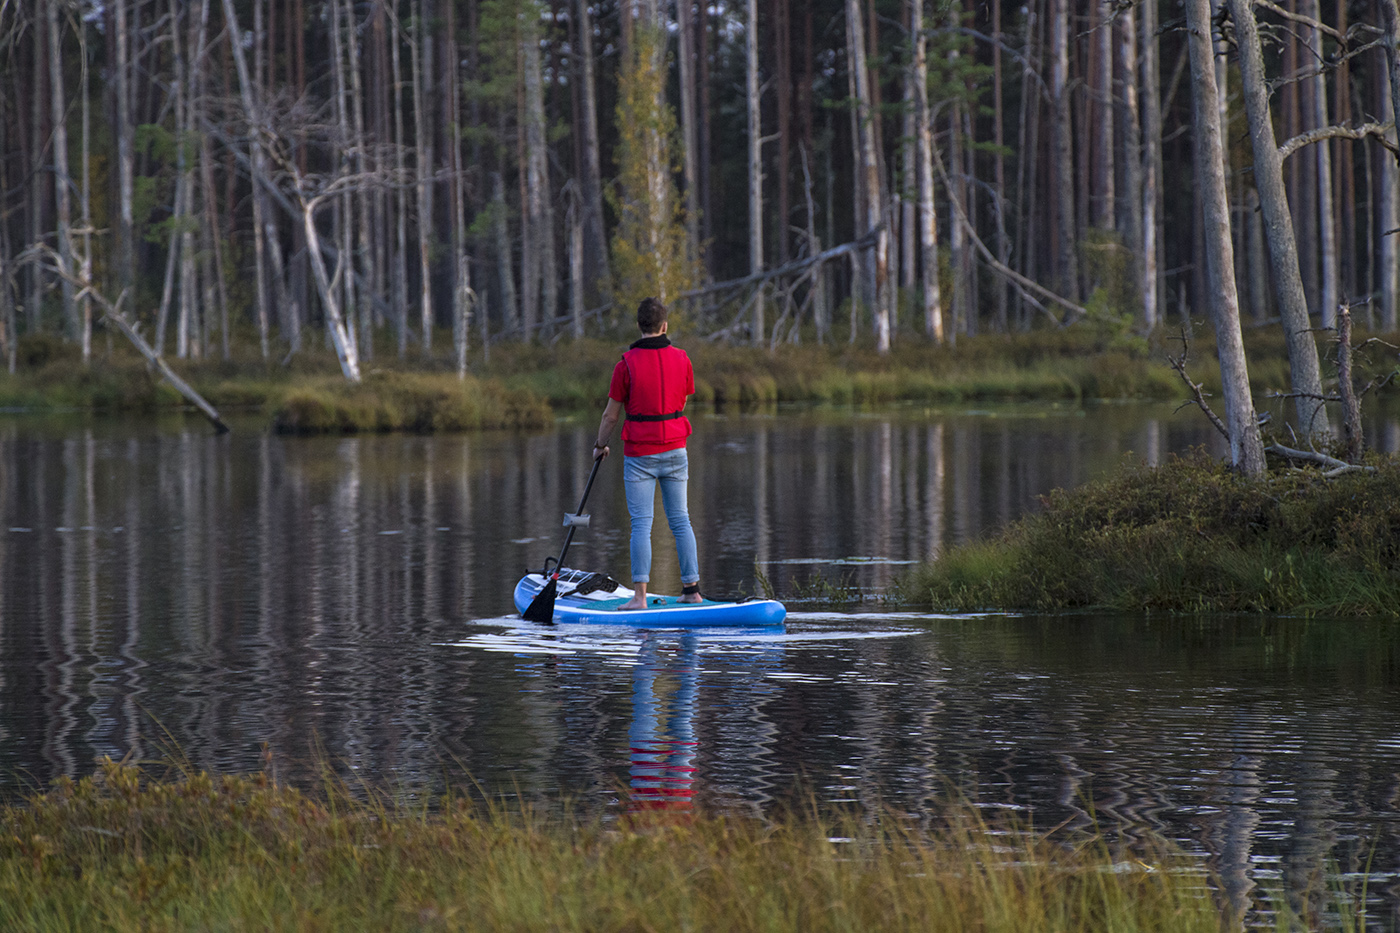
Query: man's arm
594 398 623 459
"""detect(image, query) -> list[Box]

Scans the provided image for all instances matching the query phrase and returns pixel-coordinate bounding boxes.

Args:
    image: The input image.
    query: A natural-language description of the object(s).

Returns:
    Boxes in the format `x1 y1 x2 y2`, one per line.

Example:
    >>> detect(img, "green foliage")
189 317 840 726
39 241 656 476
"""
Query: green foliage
902 452 1400 614
0 758 1236 933
608 26 697 319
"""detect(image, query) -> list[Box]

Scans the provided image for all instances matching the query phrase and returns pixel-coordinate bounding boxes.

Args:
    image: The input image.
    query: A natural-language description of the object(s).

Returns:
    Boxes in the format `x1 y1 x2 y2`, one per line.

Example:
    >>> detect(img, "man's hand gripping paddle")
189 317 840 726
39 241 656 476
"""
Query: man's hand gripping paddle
521 455 604 623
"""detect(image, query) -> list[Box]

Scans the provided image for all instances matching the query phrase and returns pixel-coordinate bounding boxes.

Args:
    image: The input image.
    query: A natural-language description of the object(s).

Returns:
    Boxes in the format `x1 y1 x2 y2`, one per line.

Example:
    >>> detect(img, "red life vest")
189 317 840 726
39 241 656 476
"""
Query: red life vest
610 338 694 457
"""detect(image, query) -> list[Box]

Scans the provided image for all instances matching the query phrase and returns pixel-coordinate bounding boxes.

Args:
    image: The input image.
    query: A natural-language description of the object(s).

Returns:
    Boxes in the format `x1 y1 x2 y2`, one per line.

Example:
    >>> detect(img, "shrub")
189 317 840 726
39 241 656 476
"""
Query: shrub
902 452 1400 614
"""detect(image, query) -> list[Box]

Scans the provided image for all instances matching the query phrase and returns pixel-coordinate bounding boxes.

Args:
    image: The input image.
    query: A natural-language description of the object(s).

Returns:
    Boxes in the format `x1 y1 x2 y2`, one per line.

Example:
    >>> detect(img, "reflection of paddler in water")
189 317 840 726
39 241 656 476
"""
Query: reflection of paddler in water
628 635 699 814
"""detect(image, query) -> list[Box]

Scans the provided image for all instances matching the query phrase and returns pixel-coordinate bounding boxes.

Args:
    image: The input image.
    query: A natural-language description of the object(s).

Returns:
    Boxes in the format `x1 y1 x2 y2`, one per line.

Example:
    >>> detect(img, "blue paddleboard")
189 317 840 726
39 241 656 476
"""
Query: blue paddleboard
514 569 786 627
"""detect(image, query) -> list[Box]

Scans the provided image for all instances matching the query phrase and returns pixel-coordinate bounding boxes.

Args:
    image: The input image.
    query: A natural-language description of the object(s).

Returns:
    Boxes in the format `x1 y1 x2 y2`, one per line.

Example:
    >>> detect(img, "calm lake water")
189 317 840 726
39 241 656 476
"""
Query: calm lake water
1 401 1398 926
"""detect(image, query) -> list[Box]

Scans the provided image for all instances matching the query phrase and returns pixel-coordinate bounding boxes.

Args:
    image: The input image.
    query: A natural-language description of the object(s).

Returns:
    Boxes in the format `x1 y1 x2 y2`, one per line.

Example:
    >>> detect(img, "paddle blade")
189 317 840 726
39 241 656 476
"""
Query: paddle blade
521 575 558 623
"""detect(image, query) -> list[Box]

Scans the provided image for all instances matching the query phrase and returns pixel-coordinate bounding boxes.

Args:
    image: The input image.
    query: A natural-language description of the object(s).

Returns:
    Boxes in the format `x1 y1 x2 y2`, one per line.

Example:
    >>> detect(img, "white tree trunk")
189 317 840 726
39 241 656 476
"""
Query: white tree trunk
523 5 556 335
1225 0 1330 436
114 0 136 298
78 13 93 363
912 0 943 342
1186 0 1265 474
1140 0 1163 328
411 3 434 353
46 0 76 338
1049 0 1078 301
1381 71 1399 331
391 1 410 357
847 0 890 351
1304 0 1338 329
748 0 765 344
302 189 362 382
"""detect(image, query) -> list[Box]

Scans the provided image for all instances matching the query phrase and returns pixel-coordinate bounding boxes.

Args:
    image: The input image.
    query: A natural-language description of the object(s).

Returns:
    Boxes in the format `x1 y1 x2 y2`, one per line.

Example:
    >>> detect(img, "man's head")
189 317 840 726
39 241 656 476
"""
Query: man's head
637 297 668 335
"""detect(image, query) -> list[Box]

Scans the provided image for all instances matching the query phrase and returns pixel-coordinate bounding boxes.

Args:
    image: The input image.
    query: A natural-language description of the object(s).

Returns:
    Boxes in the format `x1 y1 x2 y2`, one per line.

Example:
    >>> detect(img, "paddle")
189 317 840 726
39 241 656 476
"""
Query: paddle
521 454 604 623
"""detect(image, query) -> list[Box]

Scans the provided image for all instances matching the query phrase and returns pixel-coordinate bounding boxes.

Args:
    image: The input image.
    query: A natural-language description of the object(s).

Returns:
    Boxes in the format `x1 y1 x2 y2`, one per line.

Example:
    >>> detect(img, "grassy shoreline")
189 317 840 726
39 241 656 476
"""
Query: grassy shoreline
0 758 1286 932
0 326 1324 434
899 452 1400 616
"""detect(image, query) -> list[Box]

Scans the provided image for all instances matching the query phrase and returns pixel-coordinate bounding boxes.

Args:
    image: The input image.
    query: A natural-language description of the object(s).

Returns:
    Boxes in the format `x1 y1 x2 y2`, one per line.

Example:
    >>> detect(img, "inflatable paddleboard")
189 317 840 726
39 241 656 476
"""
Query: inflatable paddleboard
514 568 786 627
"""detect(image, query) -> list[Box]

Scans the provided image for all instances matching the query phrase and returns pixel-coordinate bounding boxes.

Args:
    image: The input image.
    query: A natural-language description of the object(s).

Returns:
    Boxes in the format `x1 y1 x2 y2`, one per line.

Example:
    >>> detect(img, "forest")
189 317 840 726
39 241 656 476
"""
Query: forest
2 0 1399 415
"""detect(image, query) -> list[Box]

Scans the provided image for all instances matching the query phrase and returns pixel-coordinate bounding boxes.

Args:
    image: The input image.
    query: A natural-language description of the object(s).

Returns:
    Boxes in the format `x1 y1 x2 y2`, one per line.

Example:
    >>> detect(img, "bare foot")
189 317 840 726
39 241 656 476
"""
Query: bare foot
619 597 648 611
679 588 703 604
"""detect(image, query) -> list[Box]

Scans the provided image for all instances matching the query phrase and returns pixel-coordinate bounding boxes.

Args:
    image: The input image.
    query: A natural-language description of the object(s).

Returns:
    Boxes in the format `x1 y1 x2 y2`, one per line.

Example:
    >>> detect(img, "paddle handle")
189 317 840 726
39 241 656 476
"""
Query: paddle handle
551 455 603 575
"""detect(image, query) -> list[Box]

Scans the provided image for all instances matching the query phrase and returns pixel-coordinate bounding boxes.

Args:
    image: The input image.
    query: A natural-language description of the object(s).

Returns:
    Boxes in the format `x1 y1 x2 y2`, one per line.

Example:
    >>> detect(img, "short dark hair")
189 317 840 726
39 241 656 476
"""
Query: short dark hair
637 297 667 333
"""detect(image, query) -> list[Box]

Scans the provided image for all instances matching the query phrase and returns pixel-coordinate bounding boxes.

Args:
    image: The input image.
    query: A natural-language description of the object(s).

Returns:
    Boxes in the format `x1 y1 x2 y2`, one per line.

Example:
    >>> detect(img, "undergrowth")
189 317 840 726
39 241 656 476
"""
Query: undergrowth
901 451 1400 615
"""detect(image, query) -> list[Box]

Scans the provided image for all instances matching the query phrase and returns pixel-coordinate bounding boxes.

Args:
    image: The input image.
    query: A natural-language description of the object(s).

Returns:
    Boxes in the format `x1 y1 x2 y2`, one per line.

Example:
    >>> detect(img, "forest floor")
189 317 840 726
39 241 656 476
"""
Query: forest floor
898 451 1400 616
0 321 1345 433
0 757 1335 933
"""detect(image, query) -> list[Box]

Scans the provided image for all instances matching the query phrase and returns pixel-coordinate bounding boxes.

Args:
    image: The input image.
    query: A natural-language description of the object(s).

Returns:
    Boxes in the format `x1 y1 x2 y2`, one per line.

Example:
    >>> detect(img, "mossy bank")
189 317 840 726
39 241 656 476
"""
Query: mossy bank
901 452 1400 616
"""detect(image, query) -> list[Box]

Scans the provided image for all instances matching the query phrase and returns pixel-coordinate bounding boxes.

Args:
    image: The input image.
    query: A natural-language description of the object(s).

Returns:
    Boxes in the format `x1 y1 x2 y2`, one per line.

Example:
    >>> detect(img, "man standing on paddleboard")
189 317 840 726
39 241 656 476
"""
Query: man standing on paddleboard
592 297 703 610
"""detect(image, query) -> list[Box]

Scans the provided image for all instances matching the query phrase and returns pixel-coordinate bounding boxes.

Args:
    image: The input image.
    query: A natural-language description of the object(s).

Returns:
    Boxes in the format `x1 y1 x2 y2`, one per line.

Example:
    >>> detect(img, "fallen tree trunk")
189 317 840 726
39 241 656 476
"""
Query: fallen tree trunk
20 246 229 433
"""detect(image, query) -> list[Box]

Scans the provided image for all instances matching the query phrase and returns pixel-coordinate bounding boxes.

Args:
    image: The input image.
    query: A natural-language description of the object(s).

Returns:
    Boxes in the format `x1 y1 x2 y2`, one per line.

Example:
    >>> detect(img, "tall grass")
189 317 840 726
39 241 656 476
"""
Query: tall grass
900 452 1400 614
0 758 1254 932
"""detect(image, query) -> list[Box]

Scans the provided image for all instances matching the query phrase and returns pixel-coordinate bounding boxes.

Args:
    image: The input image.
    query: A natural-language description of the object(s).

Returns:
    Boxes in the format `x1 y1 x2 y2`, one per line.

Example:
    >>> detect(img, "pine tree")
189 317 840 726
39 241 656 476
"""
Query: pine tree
609 25 696 322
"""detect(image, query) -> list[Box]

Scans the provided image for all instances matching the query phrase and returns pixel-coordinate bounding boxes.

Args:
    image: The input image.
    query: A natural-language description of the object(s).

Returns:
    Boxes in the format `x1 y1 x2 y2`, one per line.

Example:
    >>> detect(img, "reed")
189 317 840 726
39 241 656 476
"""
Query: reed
0 758 1255 932
901 452 1400 614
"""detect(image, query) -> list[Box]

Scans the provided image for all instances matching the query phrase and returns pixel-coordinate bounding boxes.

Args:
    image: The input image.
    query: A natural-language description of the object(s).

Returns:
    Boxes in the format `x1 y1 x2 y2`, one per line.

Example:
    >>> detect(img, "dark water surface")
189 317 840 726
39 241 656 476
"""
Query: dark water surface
1 402 1398 925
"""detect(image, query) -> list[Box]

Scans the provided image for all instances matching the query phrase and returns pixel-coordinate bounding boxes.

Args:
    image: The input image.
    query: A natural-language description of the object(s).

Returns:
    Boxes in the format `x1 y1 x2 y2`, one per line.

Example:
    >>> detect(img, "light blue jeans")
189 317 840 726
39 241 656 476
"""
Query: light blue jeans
623 448 699 585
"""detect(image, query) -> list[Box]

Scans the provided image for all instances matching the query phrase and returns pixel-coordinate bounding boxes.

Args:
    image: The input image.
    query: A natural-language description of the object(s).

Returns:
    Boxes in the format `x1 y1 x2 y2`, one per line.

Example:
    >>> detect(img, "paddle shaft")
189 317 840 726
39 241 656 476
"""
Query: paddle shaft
549 455 602 576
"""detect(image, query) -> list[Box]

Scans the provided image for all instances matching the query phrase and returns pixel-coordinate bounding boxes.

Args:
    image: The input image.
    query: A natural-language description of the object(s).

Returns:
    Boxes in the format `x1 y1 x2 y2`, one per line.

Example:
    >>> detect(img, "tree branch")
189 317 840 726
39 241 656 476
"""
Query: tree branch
930 140 1088 322
18 245 229 434
1265 443 1376 474
1168 341 1231 439
1278 121 1396 161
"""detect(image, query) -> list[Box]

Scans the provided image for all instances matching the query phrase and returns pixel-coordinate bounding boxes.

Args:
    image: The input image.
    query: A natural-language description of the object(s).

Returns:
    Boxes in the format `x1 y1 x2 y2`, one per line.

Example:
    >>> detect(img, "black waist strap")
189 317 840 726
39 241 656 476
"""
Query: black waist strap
626 411 685 422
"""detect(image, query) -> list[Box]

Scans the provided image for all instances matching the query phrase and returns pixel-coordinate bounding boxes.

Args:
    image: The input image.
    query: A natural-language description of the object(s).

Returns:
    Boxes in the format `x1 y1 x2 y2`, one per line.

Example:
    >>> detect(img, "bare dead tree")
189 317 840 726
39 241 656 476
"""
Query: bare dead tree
19 245 228 433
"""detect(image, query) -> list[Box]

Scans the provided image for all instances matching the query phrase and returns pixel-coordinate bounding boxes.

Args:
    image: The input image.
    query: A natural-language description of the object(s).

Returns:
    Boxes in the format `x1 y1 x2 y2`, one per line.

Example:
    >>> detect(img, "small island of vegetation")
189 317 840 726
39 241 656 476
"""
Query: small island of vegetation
900 451 1400 617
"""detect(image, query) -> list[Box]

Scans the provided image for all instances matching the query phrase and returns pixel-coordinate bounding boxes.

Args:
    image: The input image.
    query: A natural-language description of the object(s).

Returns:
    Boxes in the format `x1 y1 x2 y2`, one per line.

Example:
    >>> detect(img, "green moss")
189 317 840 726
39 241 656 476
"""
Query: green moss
901 453 1400 615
